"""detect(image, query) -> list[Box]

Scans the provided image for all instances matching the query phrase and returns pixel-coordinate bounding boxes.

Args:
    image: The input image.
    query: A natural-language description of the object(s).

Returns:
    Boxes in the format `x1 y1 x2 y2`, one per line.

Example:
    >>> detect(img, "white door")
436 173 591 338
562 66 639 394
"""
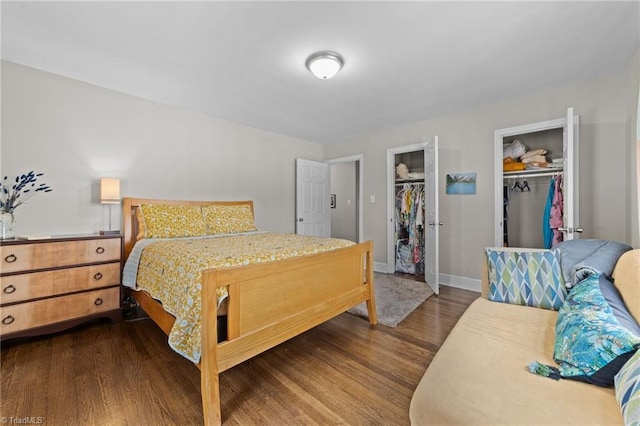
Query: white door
561 107 581 240
424 137 440 295
296 158 331 237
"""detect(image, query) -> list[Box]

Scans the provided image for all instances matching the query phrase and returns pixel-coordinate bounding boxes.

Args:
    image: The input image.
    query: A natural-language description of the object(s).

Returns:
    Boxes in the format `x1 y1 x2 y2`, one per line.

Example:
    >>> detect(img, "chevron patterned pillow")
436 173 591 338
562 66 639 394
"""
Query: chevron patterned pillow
616 349 640 424
486 248 566 311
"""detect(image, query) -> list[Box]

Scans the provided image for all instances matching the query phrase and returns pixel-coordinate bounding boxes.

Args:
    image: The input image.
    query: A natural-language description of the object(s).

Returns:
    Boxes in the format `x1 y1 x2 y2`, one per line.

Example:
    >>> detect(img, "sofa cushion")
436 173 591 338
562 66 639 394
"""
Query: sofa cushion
410 298 622 425
615 349 640 425
551 274 640 387
485 248 566 310
612 250 640 325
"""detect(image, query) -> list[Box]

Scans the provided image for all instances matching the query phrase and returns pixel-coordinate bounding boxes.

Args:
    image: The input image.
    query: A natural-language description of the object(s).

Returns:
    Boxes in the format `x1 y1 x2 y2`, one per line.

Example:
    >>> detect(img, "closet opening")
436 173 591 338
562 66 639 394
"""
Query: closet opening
387 139 440 294
503 128 563 248
390 149 426 282
494 107 580 248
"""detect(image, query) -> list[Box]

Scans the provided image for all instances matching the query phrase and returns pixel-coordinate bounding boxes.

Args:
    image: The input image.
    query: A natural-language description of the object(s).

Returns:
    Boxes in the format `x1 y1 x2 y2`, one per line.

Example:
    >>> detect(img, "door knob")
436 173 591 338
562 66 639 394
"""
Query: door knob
298 218 304 222
558 227 583 233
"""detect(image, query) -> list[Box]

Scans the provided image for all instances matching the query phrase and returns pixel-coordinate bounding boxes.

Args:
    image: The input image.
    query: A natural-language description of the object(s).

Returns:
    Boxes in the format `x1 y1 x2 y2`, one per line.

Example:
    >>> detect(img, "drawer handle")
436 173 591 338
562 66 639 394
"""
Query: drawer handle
93 272 103 281
4 254 17 263
2 315 15 325
94 298 103 306
96 247 105 254
3 284 16 294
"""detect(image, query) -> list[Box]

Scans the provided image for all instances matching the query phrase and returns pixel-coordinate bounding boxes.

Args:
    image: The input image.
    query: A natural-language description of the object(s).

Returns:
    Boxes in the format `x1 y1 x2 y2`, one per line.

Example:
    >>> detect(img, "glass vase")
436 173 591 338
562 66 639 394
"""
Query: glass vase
0 212 15 240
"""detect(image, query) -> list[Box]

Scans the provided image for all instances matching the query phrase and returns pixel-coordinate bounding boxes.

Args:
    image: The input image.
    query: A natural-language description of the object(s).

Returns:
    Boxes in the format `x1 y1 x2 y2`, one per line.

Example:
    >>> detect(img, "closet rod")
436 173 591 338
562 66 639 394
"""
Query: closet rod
395 182 424 187
504 171 563 179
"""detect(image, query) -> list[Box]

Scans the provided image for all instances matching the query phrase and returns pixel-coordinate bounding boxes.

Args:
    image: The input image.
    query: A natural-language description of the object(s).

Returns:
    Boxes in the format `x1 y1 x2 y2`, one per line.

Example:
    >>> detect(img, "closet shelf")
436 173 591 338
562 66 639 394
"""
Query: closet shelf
503 168 563 179
395 178 424 184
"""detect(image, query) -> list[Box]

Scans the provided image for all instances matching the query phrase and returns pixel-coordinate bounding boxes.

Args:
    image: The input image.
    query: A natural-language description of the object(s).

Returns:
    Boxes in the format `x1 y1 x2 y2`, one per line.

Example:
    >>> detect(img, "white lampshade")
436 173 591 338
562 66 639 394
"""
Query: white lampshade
100 178 120 204
306 51 344 79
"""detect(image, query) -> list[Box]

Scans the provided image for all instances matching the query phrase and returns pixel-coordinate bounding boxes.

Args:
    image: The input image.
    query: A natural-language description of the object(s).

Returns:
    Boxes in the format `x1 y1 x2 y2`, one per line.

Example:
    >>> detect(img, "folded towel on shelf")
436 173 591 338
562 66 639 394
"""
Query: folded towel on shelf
525 162 548 169
522 155 547 164
521 149 547 160
504 161 526 172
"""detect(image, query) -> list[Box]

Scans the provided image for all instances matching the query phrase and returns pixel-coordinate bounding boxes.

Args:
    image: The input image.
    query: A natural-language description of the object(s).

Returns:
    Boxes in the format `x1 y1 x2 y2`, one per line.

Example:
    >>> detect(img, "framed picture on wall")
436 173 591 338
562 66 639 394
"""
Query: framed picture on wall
446 172 477 194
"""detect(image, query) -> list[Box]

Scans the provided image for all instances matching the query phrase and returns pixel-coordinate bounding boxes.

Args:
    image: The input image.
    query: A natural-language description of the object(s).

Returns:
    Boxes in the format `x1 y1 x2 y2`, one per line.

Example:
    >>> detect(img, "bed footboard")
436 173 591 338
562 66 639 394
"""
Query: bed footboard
200 240 375 425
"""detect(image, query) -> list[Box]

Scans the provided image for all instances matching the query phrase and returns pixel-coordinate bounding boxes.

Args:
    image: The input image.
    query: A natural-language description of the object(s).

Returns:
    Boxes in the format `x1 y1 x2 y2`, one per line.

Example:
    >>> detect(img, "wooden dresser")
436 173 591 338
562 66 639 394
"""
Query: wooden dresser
0 235 122 340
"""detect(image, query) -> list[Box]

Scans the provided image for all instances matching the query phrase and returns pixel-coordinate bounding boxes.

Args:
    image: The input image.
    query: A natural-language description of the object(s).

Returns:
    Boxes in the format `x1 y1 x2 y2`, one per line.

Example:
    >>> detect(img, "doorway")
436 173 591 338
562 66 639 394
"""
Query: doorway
326 155 363 242
386 140 440 295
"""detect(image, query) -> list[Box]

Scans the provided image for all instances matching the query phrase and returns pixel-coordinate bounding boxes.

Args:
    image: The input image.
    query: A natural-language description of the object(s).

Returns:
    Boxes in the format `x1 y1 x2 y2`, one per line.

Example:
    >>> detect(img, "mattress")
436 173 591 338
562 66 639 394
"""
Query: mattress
123 231 354 362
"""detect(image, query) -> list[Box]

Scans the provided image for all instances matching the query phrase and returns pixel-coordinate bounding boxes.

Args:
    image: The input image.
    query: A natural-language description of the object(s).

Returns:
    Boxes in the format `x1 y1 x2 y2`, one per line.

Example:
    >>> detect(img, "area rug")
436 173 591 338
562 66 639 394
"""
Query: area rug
348 273 434 327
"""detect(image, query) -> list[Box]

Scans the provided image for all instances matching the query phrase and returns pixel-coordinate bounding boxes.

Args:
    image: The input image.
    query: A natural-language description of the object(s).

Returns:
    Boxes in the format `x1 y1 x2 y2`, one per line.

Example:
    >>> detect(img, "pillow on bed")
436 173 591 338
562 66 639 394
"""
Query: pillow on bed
202 204 257 234
485 248 566 310
138 204 208 238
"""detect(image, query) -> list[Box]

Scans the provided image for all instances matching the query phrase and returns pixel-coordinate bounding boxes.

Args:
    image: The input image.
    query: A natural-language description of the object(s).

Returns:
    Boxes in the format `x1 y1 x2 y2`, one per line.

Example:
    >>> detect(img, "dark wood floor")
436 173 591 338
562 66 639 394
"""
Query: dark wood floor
1 285 478 425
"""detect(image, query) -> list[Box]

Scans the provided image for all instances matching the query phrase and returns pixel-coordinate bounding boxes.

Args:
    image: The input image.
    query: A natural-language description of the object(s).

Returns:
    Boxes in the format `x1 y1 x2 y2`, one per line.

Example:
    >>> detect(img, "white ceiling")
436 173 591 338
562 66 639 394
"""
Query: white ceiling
2 1 639 144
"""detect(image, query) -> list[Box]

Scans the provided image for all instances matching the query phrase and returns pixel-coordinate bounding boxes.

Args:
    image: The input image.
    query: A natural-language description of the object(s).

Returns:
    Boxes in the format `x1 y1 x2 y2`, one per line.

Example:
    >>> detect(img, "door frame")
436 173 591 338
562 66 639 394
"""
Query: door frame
493 109 579 246
386 142 428 275
325 154 364 243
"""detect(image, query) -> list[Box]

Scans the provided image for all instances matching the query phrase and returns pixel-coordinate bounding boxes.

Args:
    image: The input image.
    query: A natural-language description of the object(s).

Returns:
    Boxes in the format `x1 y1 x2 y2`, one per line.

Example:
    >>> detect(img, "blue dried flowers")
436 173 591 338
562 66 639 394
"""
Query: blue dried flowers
0 171 52 214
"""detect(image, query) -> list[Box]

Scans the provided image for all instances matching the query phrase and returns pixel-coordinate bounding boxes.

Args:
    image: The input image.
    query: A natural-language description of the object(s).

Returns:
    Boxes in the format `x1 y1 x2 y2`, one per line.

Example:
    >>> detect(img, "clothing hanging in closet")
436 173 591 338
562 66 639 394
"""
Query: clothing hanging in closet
395 184 425 274
549 174 564 246
503 186 510 246
503 173 564 249
543 177 555 249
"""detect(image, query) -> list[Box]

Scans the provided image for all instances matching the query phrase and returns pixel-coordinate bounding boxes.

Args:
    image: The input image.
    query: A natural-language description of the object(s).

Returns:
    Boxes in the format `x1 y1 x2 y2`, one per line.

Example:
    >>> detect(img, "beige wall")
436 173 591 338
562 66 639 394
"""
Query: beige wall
2 57 638 286
325 55 640 284
1 61 323 236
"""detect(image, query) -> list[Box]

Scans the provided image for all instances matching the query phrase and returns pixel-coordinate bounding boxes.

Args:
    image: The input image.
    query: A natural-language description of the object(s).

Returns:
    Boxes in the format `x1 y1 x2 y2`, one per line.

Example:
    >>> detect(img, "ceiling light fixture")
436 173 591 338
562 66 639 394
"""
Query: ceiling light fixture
306 51 344 80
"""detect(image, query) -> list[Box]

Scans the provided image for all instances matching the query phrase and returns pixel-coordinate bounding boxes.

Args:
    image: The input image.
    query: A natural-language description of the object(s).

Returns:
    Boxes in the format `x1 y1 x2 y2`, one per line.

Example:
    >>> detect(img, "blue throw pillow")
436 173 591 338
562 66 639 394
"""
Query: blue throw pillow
528 274 640 387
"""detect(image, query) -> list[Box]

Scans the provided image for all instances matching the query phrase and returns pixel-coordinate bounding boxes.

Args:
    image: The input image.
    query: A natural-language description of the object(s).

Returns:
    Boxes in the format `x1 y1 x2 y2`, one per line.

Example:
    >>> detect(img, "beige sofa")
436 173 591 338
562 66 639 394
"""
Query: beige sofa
410 248 640 425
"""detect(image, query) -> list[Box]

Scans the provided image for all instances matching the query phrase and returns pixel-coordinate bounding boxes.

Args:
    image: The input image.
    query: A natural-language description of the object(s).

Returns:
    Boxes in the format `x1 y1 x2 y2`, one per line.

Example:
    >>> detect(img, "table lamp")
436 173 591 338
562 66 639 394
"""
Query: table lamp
100 177 120 235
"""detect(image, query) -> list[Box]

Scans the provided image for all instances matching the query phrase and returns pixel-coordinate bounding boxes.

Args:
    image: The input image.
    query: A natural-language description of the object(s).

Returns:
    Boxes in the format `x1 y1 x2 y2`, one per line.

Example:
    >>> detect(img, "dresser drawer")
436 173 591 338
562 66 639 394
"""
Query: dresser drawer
1 238 120 273
0 262 121 305
0 287 120 335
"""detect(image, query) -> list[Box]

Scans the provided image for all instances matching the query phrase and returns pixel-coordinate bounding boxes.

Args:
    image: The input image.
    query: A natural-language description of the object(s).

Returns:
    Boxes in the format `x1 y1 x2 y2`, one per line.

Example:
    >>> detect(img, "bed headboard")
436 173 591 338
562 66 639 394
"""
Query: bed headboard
121 197 254 262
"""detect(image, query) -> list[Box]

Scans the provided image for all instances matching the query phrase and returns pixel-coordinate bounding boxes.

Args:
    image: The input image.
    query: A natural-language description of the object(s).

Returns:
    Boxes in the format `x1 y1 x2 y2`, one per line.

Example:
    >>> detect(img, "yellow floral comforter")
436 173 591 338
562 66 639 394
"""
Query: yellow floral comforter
133 232 354 362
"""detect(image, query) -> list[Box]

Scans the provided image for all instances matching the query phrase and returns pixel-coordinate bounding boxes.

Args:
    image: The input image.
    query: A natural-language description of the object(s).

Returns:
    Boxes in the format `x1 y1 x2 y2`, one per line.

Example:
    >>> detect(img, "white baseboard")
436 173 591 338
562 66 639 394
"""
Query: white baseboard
373 262 393 273
373 263 481 293
440 273 481 292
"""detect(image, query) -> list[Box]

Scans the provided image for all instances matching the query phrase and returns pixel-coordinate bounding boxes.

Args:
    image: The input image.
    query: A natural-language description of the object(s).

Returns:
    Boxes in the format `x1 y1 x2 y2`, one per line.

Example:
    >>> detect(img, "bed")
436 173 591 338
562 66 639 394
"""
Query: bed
121 197 377 425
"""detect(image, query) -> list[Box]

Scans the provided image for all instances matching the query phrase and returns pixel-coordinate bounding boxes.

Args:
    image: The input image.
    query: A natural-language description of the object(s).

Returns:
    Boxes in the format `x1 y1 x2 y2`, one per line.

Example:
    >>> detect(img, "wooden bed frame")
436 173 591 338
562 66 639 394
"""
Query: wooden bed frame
121 197 377 425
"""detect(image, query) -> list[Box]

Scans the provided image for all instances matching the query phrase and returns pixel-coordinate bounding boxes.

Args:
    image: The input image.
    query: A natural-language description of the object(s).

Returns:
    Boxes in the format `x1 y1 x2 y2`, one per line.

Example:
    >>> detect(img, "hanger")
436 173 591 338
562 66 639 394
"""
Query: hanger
511 180 530 192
